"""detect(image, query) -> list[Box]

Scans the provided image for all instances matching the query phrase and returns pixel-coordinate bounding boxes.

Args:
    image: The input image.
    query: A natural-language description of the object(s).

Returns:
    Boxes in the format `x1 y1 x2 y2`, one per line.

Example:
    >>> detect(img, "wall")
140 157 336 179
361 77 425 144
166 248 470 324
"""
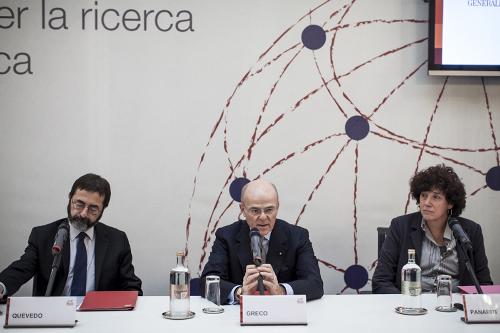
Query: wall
0 0 498 296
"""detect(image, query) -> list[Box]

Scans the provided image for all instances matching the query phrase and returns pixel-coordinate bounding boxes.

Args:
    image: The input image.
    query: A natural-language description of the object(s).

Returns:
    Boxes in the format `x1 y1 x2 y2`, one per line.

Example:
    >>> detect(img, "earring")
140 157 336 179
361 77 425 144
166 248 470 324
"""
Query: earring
448 208 453 217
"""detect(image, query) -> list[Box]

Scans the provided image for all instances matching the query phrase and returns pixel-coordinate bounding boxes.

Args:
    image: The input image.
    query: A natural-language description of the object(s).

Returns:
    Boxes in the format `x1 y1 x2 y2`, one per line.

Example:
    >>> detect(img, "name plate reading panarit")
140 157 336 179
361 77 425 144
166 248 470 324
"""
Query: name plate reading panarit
4 297 76 328
463 294 500 323
240 295 307 325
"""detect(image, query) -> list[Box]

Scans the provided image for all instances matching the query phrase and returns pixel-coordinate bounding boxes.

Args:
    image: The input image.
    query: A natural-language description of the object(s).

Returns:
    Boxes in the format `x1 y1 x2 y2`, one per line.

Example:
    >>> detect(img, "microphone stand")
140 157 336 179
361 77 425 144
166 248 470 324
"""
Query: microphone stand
45 251 63 296
455 238 483 294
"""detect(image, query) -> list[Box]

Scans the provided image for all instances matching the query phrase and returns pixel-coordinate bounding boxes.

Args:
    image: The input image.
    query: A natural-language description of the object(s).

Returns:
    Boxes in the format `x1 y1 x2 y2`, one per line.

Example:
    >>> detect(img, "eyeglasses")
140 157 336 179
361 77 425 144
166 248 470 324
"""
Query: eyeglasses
244 206 277 217
72 200 101 215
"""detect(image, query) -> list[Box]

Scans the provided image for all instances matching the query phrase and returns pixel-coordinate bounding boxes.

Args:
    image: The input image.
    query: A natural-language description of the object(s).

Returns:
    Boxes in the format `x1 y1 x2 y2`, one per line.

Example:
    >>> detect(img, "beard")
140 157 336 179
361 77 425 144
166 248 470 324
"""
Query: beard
69 215 98 232
67 203 101 232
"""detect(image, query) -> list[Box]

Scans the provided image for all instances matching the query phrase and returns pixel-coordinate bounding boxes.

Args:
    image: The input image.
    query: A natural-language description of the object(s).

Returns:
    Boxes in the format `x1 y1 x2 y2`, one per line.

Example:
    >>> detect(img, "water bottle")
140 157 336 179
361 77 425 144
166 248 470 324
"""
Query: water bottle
169 251 191 318
401 249 422 309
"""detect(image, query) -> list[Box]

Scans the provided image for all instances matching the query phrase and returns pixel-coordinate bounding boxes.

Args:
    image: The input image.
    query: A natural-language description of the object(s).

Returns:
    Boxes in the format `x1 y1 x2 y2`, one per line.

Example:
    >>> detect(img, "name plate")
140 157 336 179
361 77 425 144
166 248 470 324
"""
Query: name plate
4 297 76 328
240 295 307 325
463 294 500 323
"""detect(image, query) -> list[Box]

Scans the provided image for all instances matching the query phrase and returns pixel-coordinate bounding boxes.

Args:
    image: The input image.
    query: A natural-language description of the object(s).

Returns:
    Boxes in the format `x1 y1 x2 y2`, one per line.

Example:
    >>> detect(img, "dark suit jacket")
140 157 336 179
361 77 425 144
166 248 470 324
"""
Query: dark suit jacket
201 219 323 303
372 212 493 294
0 219 143 297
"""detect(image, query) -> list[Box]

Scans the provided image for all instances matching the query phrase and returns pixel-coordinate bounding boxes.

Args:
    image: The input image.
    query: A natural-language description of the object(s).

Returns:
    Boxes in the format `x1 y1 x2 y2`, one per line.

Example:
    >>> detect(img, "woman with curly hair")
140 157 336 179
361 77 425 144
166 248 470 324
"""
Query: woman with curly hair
372 164 493 294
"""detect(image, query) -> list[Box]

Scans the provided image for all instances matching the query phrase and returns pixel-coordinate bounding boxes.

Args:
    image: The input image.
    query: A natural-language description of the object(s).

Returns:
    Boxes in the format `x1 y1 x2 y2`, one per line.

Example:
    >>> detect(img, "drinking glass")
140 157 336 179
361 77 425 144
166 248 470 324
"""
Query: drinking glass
435 274 455 312
202 275 224 314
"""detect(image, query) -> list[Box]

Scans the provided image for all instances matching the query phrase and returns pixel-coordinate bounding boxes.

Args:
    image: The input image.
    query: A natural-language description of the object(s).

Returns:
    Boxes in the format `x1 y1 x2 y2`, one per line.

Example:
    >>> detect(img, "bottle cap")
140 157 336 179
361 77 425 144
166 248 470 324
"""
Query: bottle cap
176 251 185 256
408 249 415 255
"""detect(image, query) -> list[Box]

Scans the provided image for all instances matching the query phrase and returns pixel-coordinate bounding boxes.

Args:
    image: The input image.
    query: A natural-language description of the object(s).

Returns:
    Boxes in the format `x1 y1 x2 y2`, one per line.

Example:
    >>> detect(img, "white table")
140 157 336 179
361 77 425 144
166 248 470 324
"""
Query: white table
1 294 497 332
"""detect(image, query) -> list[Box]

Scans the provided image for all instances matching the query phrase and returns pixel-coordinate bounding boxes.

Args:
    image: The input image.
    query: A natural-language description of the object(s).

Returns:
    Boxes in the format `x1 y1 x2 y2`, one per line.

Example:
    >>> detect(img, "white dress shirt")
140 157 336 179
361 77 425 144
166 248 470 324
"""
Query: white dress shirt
62 222 96 296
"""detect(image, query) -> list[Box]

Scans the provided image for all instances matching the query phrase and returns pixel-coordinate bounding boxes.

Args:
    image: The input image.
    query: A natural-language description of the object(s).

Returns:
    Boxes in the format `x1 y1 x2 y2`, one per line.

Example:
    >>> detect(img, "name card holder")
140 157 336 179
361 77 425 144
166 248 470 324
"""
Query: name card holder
4 297 77 328
240 295 307 325
462 294 500 324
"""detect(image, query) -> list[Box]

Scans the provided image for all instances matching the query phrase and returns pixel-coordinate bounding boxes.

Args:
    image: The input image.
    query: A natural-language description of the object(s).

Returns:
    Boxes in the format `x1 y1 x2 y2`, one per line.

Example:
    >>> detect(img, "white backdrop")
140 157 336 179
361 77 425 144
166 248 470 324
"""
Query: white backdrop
1 0 499 296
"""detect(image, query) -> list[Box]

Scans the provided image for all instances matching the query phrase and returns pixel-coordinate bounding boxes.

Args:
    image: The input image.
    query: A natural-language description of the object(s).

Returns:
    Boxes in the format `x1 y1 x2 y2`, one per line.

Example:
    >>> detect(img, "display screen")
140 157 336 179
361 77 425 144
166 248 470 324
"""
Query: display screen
428 0 500 76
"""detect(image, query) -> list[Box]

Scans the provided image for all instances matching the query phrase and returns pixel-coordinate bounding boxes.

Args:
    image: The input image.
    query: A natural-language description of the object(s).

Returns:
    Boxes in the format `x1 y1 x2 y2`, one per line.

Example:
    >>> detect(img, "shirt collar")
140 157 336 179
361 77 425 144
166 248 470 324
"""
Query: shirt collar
420 218 453 245
68 219 95 241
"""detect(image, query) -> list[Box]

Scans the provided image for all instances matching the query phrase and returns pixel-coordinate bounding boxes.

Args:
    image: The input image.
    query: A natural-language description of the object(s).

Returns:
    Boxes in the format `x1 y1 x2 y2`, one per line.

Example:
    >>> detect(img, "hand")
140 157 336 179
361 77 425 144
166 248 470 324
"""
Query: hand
257 264 285 295
242 265 260 295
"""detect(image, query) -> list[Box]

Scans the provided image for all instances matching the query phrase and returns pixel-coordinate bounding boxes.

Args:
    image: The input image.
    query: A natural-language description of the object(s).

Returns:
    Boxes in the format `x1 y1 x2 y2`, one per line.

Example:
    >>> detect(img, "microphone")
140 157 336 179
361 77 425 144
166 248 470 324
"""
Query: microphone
249 228 263 266
448 217 483 294
249 228 265 295
46 221 69 296
448 218 472 251
52 221 69 255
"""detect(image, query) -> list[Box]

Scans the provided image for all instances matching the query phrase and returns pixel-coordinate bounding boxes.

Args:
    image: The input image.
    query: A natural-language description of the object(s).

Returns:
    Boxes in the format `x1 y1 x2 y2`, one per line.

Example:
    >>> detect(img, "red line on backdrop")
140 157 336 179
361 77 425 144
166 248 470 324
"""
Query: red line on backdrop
295 139 352 225
353 144 359 265
482 78 500 166
318 258 345 273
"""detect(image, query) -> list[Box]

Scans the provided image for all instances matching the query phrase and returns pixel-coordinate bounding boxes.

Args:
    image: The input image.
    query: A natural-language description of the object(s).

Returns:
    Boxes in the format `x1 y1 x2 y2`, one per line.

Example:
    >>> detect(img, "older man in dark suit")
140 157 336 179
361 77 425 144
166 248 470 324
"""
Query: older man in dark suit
201 179 323 304
0 173 142 298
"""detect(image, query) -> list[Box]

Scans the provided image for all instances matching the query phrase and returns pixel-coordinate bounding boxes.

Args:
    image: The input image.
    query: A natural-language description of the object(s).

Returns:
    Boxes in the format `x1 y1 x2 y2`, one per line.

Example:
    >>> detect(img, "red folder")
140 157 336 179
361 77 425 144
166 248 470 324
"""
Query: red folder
458 285 500 294
78 291 138 311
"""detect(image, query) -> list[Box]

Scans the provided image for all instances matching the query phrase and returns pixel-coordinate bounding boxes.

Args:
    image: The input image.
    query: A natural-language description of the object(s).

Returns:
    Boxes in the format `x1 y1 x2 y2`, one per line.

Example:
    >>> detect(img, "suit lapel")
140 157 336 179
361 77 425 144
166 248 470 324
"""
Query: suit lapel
236 221 252 273
409 213 424 264
94 224 109 290
267 220 287 275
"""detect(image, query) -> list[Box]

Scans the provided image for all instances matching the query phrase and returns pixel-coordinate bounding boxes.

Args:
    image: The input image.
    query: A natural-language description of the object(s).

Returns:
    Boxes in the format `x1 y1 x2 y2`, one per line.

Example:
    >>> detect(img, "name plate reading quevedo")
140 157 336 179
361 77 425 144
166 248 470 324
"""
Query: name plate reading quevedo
4 297 77 328
240 295 307 325
462 294 500 324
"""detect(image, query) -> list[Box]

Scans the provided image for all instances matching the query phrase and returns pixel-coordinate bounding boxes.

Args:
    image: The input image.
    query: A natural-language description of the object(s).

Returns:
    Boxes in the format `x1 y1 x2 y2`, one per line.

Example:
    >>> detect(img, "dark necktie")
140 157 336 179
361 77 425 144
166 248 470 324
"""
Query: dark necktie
261 237 269 264
70 232 87 296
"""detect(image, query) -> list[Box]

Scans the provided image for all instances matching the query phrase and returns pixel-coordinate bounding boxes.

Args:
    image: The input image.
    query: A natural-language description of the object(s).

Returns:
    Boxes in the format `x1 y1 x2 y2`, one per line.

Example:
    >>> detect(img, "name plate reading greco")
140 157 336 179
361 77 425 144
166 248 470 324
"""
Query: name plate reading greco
462 294 500 324
4 297 76 328
240 295 307 325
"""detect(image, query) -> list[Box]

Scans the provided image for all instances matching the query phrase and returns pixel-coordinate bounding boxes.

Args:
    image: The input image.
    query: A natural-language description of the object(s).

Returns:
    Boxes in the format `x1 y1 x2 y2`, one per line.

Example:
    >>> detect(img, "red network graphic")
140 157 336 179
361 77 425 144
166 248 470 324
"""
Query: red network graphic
184 0 500 293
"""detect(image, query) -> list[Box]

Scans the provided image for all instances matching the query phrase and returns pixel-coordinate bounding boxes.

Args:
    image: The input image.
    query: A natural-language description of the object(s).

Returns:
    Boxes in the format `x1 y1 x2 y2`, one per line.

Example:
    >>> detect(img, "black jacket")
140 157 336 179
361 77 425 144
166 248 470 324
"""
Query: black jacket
372 212 492 294
201 219 323 303
0 219 142 296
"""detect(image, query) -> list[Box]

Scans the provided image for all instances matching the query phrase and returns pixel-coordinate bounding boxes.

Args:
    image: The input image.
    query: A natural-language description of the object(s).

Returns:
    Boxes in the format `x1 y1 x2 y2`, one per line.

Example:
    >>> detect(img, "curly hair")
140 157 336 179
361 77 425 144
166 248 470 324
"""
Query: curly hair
409 164 466 217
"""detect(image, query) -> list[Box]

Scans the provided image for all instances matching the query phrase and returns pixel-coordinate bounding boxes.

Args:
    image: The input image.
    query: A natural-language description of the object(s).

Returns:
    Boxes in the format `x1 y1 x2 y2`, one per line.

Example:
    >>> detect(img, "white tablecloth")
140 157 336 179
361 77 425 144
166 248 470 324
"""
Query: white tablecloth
1 294 497 332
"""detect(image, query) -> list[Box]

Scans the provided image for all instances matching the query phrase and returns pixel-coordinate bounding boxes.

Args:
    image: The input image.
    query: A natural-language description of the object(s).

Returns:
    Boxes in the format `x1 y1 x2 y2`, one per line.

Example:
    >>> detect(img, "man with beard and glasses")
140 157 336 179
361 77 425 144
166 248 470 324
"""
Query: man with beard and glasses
0 174 142 299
